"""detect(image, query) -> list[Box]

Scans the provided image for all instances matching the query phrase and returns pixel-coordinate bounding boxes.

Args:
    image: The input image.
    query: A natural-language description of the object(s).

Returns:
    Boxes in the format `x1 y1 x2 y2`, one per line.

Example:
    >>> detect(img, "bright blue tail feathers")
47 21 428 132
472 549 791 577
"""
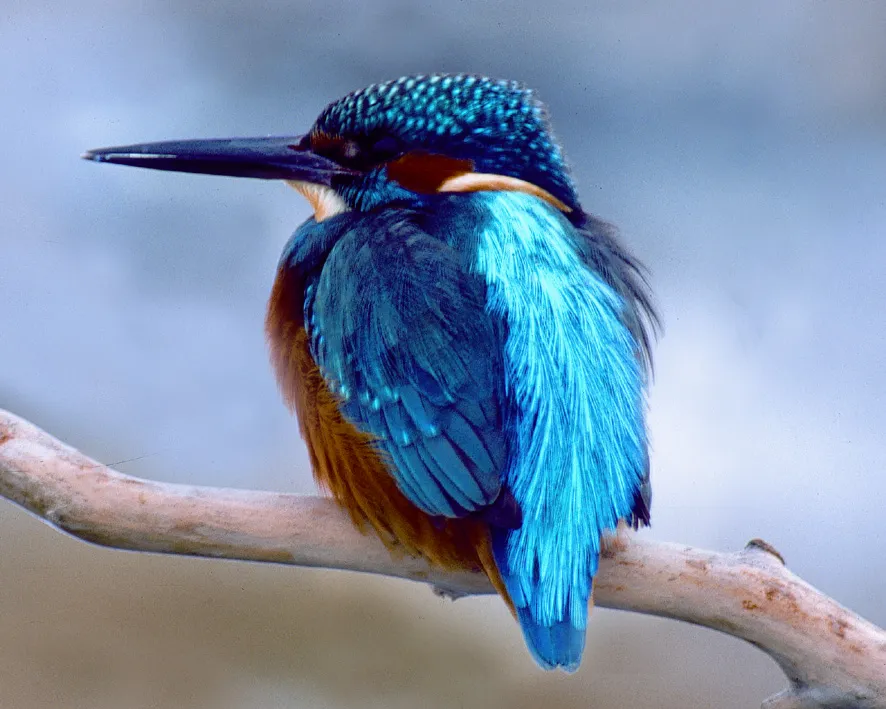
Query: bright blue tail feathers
518 612 586 672
492 529 587 672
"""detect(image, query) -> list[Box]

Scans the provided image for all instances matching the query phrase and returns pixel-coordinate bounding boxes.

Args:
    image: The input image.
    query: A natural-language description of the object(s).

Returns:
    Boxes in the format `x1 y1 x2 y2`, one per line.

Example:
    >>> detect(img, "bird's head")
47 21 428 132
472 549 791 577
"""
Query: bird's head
84 74 580 220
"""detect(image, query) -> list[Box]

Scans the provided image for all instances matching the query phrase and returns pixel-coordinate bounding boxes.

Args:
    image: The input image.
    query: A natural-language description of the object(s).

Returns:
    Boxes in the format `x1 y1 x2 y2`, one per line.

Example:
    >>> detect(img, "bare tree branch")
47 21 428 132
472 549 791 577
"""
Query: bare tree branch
1 408 883 707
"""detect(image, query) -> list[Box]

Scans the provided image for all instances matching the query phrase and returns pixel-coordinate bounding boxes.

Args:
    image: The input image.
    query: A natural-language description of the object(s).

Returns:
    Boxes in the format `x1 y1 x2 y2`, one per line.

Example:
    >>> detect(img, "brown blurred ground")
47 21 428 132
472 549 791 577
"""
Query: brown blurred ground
0 506 782 709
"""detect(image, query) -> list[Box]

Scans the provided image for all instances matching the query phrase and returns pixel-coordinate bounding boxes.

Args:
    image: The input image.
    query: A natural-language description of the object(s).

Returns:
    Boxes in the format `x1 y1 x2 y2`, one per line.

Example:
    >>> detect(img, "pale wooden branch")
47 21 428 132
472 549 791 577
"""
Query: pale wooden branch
0 409 883 707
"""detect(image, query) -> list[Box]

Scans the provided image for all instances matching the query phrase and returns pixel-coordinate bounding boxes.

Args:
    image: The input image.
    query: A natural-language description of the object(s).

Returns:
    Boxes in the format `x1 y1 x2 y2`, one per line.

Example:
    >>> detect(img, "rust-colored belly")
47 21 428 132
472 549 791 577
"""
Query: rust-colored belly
265 268 508 597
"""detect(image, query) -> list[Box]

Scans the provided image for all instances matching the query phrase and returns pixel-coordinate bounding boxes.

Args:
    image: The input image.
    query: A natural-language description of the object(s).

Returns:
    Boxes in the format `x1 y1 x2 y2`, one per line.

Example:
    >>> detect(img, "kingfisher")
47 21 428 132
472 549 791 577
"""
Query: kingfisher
84 74 656 671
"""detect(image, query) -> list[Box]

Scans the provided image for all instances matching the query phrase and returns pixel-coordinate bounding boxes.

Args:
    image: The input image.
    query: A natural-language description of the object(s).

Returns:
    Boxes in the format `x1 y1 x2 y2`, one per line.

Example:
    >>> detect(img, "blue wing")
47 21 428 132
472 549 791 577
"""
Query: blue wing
305 210 509 519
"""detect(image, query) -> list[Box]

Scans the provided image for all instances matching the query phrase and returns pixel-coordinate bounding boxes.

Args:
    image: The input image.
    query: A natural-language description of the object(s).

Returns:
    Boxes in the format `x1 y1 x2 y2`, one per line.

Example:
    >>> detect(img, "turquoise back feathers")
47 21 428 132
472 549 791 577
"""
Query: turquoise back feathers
473 192 648 670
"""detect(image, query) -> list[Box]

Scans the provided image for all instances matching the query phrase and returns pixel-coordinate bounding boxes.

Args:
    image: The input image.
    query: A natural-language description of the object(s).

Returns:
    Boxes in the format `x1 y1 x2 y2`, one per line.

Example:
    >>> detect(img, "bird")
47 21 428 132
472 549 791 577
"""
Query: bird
83 73 657 671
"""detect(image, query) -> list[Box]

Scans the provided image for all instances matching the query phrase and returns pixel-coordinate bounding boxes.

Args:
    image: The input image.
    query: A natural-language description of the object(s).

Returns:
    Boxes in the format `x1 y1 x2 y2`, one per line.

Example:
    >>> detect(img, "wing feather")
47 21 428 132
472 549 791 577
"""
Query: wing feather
309 212 509 519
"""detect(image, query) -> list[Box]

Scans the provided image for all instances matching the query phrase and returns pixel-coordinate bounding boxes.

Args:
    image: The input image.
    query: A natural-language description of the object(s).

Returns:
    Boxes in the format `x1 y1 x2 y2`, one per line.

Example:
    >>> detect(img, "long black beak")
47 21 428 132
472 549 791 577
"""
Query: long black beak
82 135 355 185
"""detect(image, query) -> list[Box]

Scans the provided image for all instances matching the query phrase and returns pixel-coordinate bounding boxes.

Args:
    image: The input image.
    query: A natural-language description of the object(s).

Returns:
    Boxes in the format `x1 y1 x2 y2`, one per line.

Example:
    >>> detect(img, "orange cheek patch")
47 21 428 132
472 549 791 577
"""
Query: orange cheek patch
386 151 475 193
386 151 572 214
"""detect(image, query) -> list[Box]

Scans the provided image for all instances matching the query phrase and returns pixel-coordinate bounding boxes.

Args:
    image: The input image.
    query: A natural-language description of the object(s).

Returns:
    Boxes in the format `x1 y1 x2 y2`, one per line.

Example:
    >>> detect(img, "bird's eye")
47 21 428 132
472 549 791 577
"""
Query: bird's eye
341 140 361 161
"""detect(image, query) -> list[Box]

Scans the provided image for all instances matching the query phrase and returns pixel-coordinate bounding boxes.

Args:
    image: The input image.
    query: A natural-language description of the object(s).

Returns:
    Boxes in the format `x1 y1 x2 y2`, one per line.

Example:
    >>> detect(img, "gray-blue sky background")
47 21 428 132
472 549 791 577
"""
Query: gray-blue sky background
1 2 884 707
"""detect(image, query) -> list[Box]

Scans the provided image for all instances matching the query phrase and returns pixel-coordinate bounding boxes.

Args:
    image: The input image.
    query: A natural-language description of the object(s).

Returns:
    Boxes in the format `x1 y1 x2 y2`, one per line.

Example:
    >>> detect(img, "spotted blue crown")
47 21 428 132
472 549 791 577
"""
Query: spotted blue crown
313 73 581 213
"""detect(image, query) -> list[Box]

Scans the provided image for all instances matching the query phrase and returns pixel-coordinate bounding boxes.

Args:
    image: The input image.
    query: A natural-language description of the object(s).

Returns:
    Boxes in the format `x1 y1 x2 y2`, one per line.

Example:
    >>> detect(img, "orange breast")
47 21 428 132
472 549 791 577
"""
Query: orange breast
265 267 510 601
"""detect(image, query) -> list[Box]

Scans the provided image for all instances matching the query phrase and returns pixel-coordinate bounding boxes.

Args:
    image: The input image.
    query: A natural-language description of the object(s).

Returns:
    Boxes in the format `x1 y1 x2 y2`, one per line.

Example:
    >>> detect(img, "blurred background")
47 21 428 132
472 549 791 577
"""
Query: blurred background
2 1 885 707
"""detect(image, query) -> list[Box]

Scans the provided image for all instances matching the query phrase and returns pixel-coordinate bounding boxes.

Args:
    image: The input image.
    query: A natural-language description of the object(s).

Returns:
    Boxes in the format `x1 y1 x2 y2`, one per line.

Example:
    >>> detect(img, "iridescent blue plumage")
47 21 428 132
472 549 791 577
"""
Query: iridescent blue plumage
89 73 656 671
286 74 657 670
473 192 647 670
280 191 652 670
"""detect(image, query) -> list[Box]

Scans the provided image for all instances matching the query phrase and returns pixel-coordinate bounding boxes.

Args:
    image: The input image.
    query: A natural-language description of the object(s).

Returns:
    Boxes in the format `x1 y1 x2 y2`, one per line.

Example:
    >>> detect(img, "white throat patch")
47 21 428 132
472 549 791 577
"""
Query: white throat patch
286 180 349 222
